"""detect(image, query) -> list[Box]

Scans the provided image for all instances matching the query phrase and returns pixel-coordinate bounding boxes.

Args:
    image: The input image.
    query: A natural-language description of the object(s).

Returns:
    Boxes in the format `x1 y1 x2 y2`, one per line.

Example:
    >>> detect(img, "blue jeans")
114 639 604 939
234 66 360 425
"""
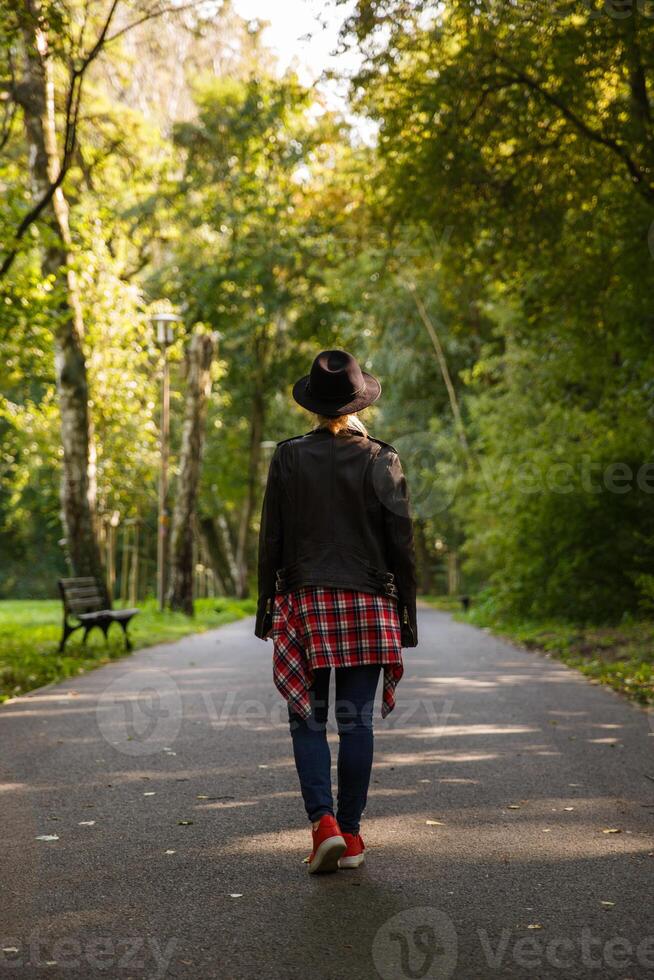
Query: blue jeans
288 665 381 834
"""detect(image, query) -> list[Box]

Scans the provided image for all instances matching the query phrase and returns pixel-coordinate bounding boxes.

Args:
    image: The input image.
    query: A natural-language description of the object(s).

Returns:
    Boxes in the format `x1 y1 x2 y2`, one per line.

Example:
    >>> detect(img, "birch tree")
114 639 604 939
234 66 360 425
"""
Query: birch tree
12 0 105 578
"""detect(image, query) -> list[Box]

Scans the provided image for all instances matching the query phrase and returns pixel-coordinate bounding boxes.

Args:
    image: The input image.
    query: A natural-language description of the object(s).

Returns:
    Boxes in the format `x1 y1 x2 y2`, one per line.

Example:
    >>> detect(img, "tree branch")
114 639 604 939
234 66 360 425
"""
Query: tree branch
493 54 654 204
0 0 205 279
402 278 473 462
104 0 207 45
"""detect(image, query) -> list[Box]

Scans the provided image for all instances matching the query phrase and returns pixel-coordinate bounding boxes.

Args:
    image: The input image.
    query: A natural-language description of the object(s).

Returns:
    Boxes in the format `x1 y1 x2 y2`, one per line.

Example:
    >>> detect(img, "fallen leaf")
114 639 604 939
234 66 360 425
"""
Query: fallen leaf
527 924 543 930
563 807 574 811
229 893 243 898
425 819 444 826
178 820 193 826
507 805 521 810
35 835 59 842
602 828 622 834
600 901 615 908
2 948 19 954
78 821 95 826
143 792 156 797
197 795 209 800
542 829 551 833
165 849 176 855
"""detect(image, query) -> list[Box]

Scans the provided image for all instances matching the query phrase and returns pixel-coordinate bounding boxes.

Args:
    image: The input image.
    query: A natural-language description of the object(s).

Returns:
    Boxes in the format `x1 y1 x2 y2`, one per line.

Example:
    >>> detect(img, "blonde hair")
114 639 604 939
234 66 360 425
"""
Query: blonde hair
314 413 368 437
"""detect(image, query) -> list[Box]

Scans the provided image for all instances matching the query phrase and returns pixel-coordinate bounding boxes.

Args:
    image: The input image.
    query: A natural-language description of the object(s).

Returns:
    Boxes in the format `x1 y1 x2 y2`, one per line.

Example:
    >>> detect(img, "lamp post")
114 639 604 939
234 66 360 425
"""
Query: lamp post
150 312 182 610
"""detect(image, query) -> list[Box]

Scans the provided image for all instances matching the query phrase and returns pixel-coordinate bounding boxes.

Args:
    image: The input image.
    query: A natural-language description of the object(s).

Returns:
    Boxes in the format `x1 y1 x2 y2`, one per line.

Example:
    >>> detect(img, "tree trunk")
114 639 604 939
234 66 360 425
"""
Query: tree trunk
413 519 433 595
15 2 103 580
198 514 238 596
167 331 216 615
234 379 265 598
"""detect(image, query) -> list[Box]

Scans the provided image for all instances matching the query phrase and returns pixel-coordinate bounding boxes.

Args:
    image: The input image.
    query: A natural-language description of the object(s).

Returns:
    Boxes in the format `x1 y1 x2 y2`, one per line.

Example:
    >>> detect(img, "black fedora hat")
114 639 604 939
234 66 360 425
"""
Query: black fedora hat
292 349 381 417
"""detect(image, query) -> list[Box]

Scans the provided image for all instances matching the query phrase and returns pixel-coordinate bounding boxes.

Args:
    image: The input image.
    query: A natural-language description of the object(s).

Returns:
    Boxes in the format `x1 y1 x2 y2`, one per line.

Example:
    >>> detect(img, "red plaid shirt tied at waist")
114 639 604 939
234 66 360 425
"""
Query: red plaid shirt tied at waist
271 586 404 719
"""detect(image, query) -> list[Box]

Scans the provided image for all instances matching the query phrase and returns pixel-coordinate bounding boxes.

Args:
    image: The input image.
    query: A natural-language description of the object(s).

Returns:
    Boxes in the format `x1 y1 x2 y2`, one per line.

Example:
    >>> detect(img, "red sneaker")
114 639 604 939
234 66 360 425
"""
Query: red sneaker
338 832 365 868
305 815 346 874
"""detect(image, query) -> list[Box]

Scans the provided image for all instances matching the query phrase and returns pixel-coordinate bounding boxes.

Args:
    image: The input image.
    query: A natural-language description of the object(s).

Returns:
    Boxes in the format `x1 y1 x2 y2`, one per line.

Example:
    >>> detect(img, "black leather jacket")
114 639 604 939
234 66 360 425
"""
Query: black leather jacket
255 425 418 646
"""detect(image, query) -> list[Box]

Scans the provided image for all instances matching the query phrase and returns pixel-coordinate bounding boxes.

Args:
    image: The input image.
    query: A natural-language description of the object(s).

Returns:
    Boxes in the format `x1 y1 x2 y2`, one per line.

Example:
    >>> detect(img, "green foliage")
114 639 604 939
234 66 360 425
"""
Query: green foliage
1 0 653 624
344 0 654 620
152 73 358 585
0 53 170 594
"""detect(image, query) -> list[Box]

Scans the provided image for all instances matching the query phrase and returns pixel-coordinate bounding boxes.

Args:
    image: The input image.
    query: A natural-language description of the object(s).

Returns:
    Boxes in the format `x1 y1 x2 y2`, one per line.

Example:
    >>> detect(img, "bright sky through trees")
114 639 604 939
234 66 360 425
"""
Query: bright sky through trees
231 0 357 82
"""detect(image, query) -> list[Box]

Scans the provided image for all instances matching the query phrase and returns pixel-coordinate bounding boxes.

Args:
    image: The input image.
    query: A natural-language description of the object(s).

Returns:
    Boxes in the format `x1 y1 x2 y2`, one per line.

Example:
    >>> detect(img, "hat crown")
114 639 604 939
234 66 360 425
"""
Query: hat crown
308 350 366 402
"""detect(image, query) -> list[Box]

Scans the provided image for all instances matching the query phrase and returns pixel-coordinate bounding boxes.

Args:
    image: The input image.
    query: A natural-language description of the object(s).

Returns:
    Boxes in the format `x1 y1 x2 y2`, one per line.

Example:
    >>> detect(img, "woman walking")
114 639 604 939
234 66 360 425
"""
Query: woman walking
255 349 418 873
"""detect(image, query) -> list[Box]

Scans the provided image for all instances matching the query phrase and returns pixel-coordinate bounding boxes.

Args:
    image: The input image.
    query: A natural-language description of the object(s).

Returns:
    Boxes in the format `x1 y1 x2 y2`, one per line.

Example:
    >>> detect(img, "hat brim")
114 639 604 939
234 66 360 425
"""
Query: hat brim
292 372 381 417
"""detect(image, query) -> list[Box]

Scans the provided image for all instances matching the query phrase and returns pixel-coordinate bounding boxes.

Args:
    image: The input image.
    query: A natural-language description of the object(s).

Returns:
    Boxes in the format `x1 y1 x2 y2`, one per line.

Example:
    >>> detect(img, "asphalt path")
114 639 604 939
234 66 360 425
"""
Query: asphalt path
1 607 653 980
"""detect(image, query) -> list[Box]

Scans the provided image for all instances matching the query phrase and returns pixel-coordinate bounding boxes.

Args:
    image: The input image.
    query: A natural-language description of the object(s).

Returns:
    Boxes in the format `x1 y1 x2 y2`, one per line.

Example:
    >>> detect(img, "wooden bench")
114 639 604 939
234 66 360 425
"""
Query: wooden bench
58 577 139 652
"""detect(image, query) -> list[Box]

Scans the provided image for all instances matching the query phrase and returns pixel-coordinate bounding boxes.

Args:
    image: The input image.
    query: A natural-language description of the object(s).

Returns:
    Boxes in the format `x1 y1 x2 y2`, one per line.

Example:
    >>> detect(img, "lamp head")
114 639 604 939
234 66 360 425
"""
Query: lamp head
150 312 182 347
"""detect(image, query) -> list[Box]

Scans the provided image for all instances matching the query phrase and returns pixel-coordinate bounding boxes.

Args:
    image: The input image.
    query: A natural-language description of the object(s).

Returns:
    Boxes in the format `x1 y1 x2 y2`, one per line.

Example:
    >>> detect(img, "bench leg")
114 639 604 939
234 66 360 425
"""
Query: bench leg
59 621 75 653
118 620 133 651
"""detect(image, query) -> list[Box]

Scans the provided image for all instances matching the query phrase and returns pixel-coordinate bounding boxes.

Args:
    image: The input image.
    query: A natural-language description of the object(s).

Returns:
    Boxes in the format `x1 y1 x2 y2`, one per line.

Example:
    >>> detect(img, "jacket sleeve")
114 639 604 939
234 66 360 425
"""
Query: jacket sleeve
255 446 284 639
378 449 418 647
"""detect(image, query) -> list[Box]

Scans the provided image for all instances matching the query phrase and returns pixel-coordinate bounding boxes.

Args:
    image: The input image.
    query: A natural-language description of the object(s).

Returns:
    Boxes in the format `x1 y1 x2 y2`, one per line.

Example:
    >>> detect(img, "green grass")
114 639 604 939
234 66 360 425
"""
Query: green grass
422 595 654 707
0 596 255 703
420 594 465 613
